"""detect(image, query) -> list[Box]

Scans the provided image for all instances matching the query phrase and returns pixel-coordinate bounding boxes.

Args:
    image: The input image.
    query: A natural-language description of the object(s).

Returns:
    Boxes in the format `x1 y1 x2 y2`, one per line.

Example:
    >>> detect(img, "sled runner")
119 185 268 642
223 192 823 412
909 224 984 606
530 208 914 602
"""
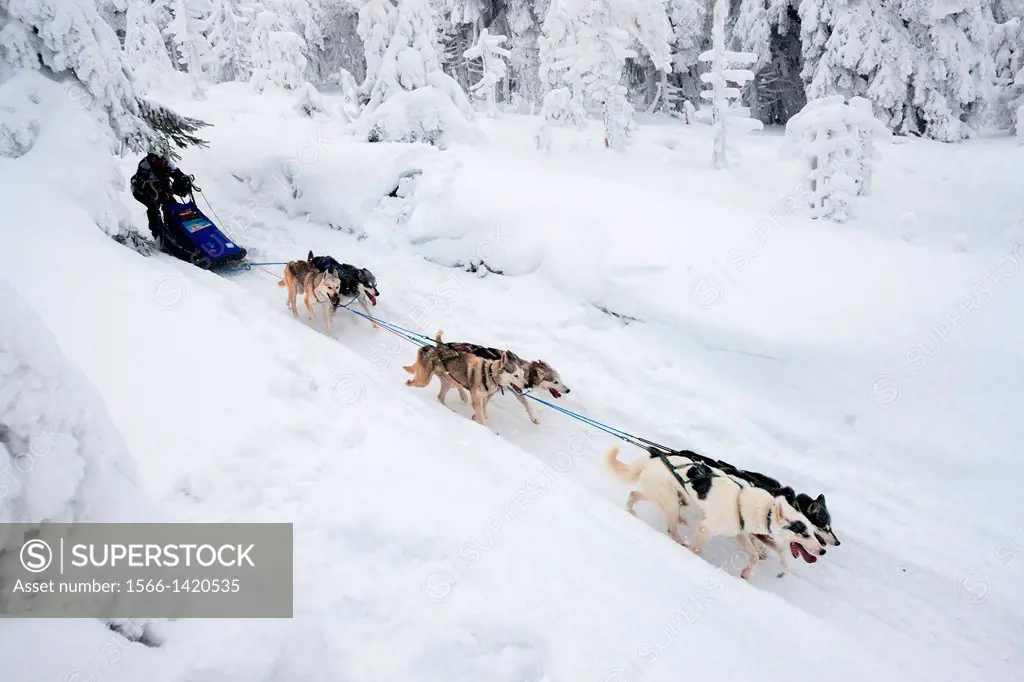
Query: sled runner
161 200 247 269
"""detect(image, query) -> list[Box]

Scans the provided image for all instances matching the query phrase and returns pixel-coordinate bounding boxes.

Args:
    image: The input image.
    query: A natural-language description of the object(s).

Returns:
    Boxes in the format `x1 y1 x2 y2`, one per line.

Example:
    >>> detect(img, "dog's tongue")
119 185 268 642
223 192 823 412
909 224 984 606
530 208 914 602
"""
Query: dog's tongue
368 292 377 306
549 389 562 398
790 542 818 564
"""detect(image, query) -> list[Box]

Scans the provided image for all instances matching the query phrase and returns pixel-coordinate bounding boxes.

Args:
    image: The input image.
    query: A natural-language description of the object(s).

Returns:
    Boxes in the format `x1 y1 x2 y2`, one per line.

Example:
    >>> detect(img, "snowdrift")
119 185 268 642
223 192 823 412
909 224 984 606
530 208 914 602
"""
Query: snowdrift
0 279 148 532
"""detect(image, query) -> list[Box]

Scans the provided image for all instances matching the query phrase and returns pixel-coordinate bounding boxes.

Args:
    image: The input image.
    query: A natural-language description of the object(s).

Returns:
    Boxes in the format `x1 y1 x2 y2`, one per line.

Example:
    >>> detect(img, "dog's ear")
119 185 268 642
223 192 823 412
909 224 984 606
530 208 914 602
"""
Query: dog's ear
307 250 314 262
817 493 826 505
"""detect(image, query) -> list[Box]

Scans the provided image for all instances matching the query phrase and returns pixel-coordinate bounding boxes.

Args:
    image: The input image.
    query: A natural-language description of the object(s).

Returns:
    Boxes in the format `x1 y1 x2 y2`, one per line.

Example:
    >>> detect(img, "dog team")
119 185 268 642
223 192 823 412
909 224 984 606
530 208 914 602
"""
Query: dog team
277 250 841 581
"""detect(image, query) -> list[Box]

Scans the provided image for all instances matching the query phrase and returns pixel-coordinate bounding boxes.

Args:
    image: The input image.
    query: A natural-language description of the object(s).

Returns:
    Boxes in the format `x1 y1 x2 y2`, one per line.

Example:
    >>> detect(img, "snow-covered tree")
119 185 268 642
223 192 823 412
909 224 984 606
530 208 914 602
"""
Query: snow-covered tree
355 0 481 146
206 0 252 83
538 0 577 93
799 0 994 142
365 0 442 106
563 0 638 149
505 0 544 112
660 0 710 112
609 0 672 113
124 0 175 90
0 0 208 157
783 94 890 222
991 14 1024 134
536 0 586 147
463 28 511 116
699 0 763 167
250 11 308 91
356 0 396 99
433 0 486 92
279 0 327 82
167 0 214 97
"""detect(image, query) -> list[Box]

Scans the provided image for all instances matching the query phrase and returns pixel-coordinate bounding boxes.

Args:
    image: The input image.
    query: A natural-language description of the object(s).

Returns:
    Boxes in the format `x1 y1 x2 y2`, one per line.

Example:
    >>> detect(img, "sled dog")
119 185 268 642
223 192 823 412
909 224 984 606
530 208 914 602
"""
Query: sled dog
438 339 571 425
278 259 342 334
649 447 840 549
306 251 380 328
402 330 528 426
604 445 826 580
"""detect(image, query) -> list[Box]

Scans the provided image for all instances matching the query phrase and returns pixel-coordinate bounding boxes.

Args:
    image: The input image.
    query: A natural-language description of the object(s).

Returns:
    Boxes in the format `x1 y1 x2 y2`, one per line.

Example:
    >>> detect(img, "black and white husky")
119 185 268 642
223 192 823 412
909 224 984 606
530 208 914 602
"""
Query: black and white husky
605 445 826 580
655 447 840 548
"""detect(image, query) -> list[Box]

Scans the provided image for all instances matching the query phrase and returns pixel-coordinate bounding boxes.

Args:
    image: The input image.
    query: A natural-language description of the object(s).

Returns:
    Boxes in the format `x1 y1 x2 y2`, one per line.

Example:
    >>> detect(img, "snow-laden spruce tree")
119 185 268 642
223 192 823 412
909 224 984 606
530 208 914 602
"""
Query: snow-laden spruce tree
0 0 208 159
250 11 308 91
698 0 763 168
206 0 252 83
356 0 396 100
463 28 511 117
783 94 890 222
659 0 710 116
354 0 481 146
276 0 327 82
564 0 638 149
799 0 993 142
623 0 675 112
506 0 544 112
991 15 1023 134
124 0 175 91
167 0 214 97
537 0 585 135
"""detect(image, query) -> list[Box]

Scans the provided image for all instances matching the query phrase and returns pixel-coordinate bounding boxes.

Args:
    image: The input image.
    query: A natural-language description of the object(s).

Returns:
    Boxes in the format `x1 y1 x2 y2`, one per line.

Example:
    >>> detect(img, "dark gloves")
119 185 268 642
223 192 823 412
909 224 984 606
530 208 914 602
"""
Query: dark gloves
171 175 192 196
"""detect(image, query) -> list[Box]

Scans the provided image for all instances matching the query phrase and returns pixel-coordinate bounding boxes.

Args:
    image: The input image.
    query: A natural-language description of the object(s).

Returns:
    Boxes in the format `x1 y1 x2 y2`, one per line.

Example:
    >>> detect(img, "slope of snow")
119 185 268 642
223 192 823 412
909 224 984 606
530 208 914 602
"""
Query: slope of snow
1 77 1022 682
0 280 152 530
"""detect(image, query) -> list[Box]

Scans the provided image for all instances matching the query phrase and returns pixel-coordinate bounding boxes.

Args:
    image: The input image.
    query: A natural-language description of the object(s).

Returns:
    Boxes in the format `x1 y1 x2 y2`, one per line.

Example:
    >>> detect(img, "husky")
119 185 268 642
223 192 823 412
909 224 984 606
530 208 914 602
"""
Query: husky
402 330 528 426
306 251 381 328
650 446 840 549
604 445 826 580
278 259 342 334
438 339 570 425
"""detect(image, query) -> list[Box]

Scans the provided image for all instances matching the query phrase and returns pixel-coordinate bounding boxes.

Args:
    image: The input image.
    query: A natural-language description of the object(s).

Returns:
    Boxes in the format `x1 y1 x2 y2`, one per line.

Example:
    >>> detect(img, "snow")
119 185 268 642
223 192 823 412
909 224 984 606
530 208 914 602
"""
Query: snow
2 75 1024 682
0 279 151 530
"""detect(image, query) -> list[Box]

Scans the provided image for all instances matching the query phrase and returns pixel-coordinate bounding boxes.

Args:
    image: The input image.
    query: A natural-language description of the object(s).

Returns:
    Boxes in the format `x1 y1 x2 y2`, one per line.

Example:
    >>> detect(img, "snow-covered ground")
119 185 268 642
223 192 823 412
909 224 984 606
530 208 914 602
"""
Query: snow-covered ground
2 76 1023 682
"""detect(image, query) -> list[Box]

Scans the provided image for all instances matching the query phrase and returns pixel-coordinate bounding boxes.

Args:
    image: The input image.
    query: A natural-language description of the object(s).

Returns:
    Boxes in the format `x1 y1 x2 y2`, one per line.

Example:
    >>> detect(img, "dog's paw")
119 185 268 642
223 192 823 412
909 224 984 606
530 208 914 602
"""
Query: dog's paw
530 416 540 425
758 550 768 560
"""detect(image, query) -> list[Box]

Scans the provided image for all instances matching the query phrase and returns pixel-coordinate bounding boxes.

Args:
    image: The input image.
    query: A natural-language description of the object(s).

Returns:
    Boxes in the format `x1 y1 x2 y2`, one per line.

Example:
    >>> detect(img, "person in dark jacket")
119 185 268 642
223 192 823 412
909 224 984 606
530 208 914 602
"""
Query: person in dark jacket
130 153 192 245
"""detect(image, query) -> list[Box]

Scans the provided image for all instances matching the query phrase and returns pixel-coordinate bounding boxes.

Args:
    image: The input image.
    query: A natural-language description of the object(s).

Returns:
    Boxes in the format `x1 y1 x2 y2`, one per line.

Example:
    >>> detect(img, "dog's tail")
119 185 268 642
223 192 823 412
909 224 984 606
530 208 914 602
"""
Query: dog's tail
604 445 644 484
404 346 435 386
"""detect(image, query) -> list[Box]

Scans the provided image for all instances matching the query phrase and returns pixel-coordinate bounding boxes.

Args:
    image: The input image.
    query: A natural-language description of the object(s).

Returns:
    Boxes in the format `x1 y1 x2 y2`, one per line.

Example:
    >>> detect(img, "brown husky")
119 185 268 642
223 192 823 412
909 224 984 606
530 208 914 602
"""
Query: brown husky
439 339 570 425
278 259 342 334
403 330 528 426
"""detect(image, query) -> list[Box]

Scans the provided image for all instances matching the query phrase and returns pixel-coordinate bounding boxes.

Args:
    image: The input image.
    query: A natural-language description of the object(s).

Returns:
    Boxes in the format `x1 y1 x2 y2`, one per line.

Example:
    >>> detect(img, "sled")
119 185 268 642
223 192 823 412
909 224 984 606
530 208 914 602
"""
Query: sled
161 199 248 270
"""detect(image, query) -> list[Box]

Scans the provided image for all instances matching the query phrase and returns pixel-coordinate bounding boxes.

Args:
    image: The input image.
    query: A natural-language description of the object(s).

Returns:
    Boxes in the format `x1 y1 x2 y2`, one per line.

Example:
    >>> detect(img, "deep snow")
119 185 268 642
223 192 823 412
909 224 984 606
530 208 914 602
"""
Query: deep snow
1 74 1022 682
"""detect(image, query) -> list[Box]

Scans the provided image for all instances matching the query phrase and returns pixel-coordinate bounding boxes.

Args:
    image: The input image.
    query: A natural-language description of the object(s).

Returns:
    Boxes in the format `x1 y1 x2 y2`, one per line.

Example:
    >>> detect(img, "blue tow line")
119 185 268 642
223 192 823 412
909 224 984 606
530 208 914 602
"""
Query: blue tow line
333 300 646 445
239 264 652 450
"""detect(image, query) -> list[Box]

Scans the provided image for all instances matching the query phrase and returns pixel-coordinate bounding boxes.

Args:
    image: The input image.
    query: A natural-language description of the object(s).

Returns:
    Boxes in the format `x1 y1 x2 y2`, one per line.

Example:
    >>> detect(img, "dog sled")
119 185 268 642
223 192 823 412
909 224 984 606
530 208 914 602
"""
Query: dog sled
160 200 248 270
